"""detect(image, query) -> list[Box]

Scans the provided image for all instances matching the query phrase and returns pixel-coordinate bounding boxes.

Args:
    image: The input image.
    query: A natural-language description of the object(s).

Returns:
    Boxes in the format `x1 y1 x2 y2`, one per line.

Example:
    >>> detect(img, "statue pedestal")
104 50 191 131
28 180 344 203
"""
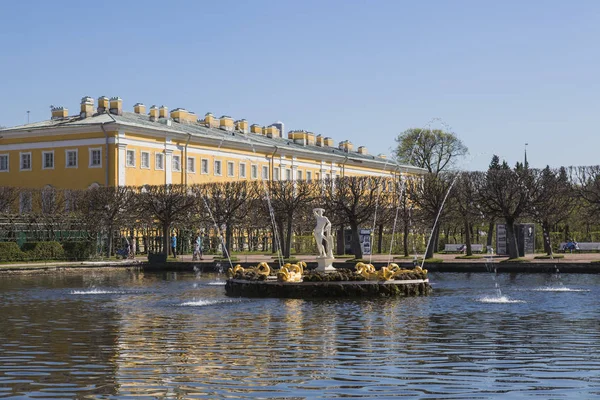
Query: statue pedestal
315 256 336 273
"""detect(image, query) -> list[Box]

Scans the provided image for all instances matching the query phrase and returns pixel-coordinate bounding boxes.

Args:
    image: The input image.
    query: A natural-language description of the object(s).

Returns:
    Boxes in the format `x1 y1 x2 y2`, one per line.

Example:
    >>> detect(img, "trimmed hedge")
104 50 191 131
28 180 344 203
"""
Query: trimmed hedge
0 242 25 262
22 241 64 261
62 241 95 261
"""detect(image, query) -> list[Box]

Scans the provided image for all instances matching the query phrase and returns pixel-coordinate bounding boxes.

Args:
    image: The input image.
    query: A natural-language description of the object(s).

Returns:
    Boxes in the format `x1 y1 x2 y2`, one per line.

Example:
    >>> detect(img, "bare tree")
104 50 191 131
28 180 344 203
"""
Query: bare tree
526 167 574 255
137 184 198 257
200 181 253 255
82 186 136 257
475 164 535 259
410 172 457 259
260 180 317 259
452 171 480 256
323 176 382 259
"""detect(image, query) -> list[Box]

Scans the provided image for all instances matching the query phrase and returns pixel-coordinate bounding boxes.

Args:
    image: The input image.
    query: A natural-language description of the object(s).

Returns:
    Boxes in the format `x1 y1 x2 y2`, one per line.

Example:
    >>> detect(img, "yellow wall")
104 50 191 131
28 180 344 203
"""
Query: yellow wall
0 123 401 190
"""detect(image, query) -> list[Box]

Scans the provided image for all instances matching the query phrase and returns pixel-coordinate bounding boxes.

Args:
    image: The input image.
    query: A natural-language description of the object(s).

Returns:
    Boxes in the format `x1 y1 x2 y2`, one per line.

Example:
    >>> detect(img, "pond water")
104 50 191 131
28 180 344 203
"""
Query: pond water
1 269 599 399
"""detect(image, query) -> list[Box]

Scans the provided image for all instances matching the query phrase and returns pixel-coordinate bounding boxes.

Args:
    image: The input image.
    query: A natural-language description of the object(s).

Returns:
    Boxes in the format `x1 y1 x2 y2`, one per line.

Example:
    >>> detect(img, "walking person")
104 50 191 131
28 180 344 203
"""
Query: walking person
170 233 177 258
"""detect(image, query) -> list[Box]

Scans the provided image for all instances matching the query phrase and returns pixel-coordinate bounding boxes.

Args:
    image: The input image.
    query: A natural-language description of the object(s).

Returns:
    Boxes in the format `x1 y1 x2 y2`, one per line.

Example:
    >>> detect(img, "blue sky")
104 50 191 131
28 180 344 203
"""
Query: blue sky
1 0 598 171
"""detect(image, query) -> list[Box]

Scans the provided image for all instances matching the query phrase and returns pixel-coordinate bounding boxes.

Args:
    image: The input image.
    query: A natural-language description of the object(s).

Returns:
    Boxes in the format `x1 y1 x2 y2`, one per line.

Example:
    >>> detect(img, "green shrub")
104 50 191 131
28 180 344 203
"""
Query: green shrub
0 242 25 262
22 241 64 261
62 241 95 261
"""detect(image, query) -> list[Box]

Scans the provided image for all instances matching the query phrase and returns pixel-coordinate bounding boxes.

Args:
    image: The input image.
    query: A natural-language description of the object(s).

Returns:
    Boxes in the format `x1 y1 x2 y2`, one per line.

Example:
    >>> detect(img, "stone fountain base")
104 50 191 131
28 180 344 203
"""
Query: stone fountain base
225 278 432 298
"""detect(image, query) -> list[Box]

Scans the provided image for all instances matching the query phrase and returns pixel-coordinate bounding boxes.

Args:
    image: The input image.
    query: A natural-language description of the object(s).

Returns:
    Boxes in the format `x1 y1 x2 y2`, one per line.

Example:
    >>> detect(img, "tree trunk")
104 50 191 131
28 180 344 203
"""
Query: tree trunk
425 224 440 259
276 218 285 256
225 223 233 256
162 222 170 257
403 223 409 257
284 213 293 259
487 221 494 247
336 226 345 255
350 220 363 259
465 220 472 256
377 224 383 254
505 217 519 259
542 221 552 256
106 225 113 258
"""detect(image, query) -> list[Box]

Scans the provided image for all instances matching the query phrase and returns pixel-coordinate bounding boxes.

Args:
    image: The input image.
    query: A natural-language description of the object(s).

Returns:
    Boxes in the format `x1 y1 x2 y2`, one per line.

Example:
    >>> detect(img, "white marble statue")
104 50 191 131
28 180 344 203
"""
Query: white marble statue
313 208 334 259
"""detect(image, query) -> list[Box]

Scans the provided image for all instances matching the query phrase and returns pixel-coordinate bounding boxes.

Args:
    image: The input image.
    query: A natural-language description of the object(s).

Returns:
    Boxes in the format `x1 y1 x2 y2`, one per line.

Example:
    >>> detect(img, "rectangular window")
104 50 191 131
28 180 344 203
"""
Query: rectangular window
187 157 196 173
126 150 136 167
20 152 32 171
42 151 54 169
0 154 8 172
273 167 280 181
155 153 164 170
297 170 303 180
285 169 291 181
66 150 78 168
227 161 235 177
251 164 258 179
306 171 312 182
262 166 268 180
141 152 150 169
201 158 209 174
214 160 222 176
172 155 181 172
239 163 247 178
89 148 102 167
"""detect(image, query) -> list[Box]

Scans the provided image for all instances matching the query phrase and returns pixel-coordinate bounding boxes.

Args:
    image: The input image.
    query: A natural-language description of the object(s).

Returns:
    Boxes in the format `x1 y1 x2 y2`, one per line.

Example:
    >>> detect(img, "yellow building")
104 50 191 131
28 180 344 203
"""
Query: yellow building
0 95 425 191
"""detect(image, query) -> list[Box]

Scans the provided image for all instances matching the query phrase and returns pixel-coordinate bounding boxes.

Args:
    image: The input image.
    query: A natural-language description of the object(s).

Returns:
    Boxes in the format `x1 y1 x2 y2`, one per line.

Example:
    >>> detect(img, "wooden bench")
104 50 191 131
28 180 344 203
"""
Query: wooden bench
444 244 484 253
559 242 600 252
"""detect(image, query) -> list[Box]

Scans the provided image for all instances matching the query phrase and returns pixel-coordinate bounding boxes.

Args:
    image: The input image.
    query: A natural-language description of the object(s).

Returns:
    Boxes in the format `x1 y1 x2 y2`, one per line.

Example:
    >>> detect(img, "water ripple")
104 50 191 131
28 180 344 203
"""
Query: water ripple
0 271 599 398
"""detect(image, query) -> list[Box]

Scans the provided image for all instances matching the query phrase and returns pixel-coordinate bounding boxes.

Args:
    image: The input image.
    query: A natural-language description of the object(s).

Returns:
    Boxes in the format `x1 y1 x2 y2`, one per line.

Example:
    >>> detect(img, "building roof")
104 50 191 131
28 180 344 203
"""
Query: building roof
0 112 426 174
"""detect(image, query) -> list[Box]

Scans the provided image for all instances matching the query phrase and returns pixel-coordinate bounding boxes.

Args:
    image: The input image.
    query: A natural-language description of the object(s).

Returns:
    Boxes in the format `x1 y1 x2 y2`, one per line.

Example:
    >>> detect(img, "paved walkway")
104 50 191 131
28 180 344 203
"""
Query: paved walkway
1 252 597 271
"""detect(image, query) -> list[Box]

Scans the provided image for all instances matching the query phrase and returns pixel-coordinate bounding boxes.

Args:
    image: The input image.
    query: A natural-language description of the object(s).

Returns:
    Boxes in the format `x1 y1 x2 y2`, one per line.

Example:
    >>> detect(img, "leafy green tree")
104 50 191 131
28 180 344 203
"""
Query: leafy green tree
394 128 468 174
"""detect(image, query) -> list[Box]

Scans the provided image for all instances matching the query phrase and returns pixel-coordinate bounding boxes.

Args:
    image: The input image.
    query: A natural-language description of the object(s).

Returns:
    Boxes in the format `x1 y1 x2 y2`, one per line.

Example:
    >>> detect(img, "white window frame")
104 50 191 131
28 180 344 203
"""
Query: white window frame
0 154 8 172
141 151 150 169
65 149 78 168
172 155 181 172
187 157 196 173
155 152 165 170
126 149 136 167
306 171 312 182
89 148 102 168
297 170 303 181
285 169 291 181
262 165 268 180
273 167 280 181
20 152 32 171
201 158 209 174
42 151 54 170
239 162 247 178
251 164 258 179
214 160 222 176
227 161 235 177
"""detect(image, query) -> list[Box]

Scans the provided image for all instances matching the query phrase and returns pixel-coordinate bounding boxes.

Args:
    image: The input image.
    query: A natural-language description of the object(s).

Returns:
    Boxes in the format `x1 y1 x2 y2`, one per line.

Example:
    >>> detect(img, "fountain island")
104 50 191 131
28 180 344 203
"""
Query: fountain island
225 209 432 298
